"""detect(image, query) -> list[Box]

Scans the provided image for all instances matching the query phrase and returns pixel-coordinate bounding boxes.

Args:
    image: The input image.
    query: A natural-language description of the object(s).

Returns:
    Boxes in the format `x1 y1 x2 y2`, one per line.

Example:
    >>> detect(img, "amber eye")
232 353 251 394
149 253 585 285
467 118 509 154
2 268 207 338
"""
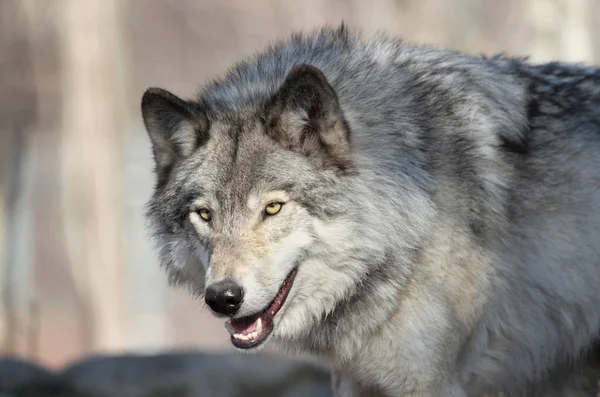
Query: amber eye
264 202 283 216
197 208 212 222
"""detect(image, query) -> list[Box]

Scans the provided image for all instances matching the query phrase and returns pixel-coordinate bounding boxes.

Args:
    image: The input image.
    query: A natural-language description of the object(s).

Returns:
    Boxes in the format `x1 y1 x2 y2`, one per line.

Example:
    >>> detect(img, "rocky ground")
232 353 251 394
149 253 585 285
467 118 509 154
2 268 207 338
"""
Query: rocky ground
1 349 600 397
0 351 332 397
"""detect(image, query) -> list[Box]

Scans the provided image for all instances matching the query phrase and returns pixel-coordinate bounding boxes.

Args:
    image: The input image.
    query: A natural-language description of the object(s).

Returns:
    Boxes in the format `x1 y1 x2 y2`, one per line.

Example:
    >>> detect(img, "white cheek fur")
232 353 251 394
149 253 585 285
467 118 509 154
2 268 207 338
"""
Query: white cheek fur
272 230 313 268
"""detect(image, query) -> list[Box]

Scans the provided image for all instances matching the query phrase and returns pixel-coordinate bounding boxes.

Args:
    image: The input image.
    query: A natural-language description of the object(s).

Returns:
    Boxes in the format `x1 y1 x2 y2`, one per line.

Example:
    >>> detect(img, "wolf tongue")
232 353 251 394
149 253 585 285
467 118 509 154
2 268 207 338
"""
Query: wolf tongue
229 315 259 335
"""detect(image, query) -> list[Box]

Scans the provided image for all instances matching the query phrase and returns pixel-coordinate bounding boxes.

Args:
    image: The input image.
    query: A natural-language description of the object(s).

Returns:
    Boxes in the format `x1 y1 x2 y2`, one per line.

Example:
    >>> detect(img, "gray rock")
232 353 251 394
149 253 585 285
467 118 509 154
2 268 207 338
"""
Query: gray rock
0 357 55 391
60 351 332 397
11 378 100 397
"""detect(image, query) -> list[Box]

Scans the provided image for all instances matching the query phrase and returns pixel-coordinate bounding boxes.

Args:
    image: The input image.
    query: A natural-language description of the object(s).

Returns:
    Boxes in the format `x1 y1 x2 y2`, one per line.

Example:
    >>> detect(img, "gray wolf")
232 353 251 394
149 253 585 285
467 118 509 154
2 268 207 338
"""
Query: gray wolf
140 24 600 396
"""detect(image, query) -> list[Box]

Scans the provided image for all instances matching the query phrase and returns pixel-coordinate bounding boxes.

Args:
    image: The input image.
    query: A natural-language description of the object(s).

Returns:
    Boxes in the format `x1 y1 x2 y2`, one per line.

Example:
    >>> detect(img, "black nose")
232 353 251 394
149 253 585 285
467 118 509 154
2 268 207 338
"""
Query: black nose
205 279 244 315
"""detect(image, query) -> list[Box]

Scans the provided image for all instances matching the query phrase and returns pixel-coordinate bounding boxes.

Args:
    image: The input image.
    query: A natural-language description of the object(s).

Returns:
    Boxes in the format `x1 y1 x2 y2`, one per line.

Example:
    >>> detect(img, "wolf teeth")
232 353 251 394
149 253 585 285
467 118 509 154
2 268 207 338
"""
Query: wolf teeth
234 330 259 341
233 318 263 341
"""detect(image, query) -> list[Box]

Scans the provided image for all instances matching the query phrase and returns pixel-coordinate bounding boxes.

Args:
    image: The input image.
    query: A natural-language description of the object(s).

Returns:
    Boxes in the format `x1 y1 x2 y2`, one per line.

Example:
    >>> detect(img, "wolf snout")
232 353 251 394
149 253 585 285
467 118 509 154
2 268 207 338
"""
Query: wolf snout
205 279 244 316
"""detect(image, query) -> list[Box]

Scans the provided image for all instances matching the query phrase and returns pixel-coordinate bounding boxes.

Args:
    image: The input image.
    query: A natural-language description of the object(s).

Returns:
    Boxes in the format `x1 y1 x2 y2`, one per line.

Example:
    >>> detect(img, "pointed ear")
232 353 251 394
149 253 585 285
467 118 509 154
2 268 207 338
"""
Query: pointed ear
141 88 209 179
265 65 354 173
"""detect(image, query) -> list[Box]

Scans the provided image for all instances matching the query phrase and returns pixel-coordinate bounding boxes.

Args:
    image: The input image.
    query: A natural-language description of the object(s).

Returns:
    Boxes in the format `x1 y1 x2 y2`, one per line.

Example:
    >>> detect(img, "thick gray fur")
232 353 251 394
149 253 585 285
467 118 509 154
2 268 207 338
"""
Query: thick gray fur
141 24 600 396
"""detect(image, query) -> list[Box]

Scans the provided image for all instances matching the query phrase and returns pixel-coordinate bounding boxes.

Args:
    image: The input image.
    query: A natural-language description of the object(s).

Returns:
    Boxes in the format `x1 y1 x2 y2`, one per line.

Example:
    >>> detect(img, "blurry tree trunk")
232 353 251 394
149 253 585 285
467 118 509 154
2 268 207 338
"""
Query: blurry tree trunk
58 0 128 353
559 0 593 63
0 0 14 343
528 0 593 63
527 0 561 61
0 0 38 356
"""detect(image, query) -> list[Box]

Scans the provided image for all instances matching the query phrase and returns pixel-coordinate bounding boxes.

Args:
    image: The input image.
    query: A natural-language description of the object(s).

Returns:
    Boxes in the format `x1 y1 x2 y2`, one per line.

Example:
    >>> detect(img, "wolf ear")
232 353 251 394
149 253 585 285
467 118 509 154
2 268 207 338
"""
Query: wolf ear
141 88 208 178
265 65 354 173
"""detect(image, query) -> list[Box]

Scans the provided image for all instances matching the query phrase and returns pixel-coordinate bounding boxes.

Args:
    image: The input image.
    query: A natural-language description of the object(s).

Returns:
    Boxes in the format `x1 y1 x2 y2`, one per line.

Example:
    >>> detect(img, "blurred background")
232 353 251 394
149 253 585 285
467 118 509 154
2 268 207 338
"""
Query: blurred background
1 0 600 396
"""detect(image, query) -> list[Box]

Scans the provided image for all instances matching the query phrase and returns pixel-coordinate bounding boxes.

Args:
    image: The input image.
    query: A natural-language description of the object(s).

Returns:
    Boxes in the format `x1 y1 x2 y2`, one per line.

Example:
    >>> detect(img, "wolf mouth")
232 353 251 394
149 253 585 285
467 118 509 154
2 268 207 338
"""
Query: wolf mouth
225 267 298 349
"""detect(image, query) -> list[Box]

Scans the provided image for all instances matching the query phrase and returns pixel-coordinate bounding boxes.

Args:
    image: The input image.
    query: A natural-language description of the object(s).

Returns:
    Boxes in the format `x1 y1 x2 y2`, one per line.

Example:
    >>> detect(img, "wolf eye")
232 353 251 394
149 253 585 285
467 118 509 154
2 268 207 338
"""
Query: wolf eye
264 202 283 216
197 208 212 222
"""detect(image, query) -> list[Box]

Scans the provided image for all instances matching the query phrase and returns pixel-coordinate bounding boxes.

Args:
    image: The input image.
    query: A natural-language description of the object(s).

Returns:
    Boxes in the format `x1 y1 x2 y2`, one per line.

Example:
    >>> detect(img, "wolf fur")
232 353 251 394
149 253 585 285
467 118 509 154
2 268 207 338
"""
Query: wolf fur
140 25 600 396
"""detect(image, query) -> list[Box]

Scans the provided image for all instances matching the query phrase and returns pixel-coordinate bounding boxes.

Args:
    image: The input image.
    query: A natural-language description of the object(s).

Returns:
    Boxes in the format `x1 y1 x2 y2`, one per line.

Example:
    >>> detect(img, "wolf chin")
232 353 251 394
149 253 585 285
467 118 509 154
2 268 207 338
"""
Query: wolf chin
140 24 600 397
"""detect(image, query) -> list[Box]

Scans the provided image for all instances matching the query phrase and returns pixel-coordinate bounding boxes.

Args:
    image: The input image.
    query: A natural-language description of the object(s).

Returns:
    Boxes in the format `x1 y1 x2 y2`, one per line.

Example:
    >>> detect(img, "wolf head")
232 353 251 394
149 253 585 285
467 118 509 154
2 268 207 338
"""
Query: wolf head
142 64 375 350
140 26 445 354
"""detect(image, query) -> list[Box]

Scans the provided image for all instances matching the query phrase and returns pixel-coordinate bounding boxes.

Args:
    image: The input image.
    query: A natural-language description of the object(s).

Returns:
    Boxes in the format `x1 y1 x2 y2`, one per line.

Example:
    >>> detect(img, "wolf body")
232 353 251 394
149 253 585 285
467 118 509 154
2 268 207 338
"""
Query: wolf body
141 26 600 396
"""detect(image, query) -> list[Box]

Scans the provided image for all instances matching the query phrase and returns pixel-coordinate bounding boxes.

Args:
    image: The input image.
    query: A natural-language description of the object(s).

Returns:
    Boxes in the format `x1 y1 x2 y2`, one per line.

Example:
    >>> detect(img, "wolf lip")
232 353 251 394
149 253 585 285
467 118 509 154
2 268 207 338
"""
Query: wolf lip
225 267 298 349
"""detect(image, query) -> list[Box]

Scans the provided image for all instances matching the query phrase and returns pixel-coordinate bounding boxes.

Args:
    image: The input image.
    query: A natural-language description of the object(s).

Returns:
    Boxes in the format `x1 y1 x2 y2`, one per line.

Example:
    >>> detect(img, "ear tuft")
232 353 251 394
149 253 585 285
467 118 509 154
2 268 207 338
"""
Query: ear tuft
265 65 354 173
141 88 208 180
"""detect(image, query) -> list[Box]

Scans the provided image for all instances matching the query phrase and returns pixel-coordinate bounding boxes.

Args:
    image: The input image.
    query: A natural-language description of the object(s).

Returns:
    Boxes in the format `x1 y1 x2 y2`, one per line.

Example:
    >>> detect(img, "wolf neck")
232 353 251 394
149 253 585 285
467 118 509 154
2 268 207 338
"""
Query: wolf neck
282 246 416 364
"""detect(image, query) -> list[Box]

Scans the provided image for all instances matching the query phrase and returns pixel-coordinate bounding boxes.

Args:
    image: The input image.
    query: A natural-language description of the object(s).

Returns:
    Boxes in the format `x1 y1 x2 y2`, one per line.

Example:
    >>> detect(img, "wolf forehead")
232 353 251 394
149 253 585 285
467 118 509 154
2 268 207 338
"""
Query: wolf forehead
148 117 310 213
184 121 318 194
